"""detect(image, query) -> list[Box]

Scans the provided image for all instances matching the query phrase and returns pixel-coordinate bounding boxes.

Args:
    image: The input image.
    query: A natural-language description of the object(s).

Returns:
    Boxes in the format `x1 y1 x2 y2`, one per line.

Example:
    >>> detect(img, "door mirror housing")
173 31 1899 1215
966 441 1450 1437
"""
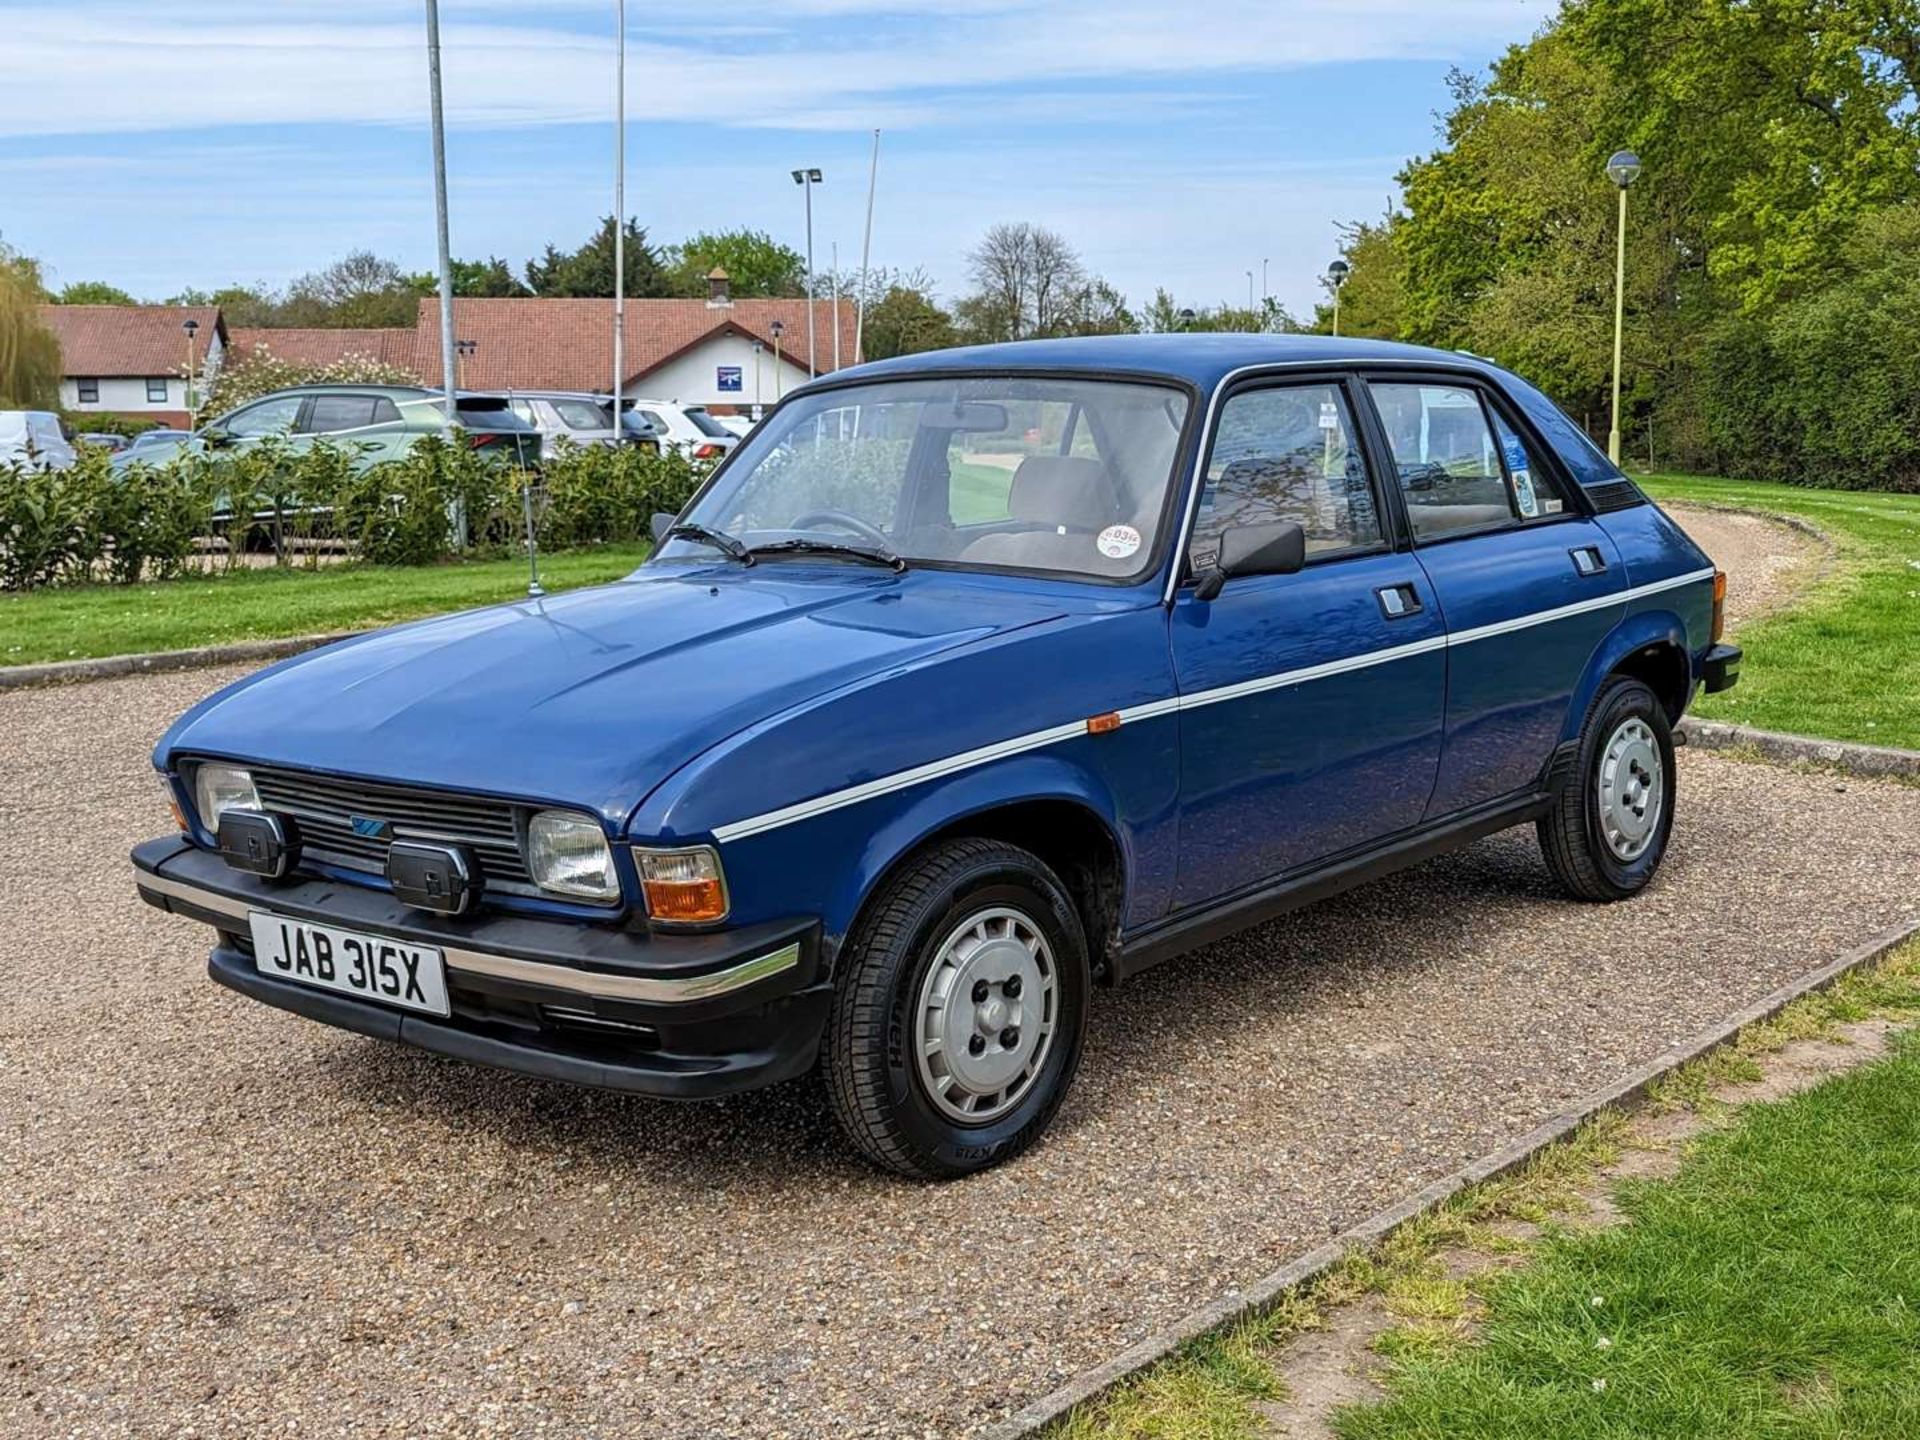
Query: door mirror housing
1193 520 1307 601
650 511 676 543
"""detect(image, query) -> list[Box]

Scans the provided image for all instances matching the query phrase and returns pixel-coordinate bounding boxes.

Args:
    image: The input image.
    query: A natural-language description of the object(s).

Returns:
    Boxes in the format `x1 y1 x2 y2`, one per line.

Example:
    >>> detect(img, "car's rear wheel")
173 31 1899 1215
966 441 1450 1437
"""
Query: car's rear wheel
823 838 1088 1179
1538 675 1677 900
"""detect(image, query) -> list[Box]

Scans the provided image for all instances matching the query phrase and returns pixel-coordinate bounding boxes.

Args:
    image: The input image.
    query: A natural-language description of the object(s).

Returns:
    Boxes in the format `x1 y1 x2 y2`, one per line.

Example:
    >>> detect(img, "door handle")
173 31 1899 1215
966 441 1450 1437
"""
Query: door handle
1375 582 1423 619
1570 546 1608 577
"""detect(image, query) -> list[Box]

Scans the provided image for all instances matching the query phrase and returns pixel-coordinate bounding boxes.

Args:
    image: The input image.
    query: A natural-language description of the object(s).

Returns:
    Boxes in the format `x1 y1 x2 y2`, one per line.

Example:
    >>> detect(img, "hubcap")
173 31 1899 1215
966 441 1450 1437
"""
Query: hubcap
914 906 1058 1124
1597 717 1664 861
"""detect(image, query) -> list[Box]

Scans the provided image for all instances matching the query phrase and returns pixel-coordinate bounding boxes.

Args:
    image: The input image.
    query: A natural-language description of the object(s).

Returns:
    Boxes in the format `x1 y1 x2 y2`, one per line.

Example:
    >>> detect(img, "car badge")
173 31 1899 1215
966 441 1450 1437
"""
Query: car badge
350 815 394 840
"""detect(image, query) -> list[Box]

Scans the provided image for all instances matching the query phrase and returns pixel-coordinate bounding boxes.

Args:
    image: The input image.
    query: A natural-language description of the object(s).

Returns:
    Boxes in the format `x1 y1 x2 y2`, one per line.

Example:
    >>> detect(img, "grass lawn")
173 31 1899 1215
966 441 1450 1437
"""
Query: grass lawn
1641 473 1920 750
1342 1030 1920 1439
1053 945 1920 1440
0 542 652 667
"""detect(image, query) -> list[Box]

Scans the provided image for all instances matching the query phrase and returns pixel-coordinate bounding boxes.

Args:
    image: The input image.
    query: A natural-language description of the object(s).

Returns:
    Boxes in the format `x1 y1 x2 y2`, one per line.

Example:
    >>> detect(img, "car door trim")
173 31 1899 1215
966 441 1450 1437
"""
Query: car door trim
709 566 1714 844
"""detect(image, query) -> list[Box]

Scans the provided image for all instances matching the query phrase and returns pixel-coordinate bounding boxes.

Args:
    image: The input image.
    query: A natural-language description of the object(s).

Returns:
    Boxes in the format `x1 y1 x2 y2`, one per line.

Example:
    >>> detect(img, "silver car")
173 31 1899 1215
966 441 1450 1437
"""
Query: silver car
0 411 77 470
497 392 622 460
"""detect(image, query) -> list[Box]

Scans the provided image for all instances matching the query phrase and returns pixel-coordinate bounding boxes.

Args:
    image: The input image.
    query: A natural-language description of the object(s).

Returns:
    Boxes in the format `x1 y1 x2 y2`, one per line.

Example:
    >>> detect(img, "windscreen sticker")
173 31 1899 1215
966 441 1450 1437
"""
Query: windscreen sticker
1097 524 1142 559
1318 402 1340 430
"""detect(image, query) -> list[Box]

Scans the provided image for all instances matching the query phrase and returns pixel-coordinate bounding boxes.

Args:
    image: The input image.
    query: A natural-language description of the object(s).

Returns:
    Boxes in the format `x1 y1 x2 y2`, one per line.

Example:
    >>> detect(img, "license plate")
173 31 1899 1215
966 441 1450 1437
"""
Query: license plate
248 912 451 1017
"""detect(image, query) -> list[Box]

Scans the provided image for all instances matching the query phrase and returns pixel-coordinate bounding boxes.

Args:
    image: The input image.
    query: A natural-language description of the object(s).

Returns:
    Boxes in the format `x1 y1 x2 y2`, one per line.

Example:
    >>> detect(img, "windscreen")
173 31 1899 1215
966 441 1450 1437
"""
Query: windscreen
658 376 1191 580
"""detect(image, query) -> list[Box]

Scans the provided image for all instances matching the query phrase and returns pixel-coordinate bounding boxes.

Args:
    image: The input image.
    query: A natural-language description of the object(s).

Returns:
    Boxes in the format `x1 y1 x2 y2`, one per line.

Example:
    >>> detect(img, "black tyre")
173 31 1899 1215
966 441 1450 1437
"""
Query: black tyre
823 838 1089 1179
1538 675 1677 901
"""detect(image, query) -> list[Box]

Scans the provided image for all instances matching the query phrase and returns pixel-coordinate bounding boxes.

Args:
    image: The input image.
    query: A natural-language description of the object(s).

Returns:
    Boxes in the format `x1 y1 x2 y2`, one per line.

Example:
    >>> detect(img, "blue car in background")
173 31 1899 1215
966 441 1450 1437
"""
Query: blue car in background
132 335 1740 1178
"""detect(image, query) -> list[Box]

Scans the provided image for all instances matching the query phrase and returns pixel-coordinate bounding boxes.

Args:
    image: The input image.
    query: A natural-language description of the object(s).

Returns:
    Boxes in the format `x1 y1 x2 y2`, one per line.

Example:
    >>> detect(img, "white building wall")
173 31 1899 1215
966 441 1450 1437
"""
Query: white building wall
59 375 190 413
633 331 826 415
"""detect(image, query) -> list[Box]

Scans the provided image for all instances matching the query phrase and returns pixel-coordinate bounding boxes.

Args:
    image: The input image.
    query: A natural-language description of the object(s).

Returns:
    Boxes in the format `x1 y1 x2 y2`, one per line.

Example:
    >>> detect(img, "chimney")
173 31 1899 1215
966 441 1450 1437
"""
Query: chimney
706 266 732 307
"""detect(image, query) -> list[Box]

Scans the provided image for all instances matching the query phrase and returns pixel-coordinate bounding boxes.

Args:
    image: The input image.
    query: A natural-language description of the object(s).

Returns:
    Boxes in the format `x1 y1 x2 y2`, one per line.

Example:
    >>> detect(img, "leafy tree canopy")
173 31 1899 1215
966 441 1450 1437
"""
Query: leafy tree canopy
0 242 61 408
663 230 806 298
56 280 138 306
524 217 667 299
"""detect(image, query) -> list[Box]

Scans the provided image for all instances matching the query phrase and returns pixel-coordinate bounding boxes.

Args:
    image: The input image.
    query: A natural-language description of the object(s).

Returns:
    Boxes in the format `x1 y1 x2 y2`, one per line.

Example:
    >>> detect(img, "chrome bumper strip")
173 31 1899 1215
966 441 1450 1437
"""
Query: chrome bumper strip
136 870 800 1004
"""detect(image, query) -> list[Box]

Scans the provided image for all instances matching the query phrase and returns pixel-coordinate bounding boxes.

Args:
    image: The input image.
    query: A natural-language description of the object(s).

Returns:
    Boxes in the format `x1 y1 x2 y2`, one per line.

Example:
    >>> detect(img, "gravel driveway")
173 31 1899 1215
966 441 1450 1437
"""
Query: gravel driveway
6 526 1914 1439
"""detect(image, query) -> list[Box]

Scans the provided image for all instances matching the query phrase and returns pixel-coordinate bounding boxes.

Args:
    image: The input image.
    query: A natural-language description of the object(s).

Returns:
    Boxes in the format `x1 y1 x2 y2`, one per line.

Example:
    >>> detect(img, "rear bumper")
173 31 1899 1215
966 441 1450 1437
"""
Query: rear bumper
133 836 830 1099
1701 642 1742 694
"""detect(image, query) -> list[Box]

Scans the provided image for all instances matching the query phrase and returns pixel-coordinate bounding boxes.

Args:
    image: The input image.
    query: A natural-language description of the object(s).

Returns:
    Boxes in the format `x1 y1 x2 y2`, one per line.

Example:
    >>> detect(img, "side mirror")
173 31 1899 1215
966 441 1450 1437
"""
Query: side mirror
650 511 676 543
201 427 231 449
1192 520 1306 601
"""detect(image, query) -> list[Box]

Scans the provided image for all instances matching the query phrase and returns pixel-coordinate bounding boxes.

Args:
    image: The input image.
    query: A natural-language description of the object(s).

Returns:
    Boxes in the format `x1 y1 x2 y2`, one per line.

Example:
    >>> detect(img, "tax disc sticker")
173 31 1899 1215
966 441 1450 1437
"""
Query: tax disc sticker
1096 524 1142 559
1318 402 1340 429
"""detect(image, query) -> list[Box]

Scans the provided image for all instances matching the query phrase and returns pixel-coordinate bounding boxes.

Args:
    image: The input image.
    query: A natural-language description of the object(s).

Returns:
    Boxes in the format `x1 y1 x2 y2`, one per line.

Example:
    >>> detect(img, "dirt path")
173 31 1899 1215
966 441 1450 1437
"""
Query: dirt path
5 656 1916 1438
1664 504 1830 631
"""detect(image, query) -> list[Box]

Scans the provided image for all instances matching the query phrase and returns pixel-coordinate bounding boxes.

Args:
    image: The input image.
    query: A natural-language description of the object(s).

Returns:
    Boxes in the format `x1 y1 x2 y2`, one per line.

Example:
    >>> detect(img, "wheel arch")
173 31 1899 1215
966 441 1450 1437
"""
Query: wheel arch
1565 611 1693 738
825 757 1131 982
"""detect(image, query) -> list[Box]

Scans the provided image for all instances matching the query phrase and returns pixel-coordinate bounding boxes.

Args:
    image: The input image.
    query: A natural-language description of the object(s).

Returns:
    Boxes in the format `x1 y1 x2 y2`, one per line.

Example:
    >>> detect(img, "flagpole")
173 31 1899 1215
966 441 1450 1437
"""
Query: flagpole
855 128 879 363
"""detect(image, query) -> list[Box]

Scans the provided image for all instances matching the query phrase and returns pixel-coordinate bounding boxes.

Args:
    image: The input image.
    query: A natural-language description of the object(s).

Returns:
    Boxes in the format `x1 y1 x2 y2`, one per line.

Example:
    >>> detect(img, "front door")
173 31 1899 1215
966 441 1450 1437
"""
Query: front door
1170 378 1446 908
1364 377 1628 816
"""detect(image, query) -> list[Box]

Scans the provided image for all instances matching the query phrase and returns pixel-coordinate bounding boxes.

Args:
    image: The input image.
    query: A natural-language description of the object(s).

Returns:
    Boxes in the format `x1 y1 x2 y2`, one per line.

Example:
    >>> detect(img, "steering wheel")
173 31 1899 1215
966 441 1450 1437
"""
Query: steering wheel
788 509 891 547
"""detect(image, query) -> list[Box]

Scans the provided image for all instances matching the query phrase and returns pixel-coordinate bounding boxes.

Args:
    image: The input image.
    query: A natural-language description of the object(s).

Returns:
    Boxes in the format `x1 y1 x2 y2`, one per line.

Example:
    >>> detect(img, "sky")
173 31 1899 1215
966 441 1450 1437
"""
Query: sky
2 0 1556 321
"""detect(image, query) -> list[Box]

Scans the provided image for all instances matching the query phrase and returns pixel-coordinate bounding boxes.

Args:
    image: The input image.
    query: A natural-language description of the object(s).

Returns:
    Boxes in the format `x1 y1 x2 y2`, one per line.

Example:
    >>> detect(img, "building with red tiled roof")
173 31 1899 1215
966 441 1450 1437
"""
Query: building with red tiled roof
37 304 226 427
230 283 861 414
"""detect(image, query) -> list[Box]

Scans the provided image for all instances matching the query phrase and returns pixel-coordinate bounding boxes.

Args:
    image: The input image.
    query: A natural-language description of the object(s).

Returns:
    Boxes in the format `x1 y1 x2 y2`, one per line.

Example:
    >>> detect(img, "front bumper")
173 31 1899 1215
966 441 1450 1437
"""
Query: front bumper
1701 642 1742 694
132 836 830 1099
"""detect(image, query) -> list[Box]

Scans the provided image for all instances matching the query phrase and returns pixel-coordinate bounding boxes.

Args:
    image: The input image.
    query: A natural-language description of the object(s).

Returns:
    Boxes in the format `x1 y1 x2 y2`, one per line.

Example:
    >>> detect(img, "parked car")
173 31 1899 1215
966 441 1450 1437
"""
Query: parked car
490 391 664 460
75 432 131 453
198 385 538 471
713 413 758 439
131 335 1739 1179
110 430 203 471
0 411 77 470
623 398 739 460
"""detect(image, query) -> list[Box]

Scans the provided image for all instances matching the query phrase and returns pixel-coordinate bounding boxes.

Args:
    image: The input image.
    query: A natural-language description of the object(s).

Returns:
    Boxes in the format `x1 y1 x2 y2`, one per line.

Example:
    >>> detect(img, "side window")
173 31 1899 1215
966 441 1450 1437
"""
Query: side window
368 396 401 426
1369 382 1516 542
1191 383 1382 566
1488 408 1566 520
509 399 538 427
303 395 379 433
223 395 304 438
555 399 609 430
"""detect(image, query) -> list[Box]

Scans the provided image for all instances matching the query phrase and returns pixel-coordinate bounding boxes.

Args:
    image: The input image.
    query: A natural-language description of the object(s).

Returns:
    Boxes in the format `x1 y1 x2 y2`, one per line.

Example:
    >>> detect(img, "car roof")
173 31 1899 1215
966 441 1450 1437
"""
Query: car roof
258 383 435 396
831 333 1504 393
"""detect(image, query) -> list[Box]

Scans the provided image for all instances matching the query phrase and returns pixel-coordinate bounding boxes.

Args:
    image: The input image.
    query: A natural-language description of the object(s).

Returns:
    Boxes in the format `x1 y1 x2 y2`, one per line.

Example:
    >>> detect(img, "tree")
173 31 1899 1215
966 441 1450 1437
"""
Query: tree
56 280 137 306
408 257 532 299
207 340 422 413
283 251 419 327
0 242 61 408
860 283 959 360
663 230 805 298
955 223 1087 342
166 284 284 327
1305 217 1406 339
524 217 667 299
1141 288 1293 334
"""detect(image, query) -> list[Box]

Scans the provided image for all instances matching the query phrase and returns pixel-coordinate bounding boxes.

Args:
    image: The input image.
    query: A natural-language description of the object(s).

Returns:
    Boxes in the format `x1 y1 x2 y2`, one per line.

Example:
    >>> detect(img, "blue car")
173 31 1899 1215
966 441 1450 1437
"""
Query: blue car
132 336 1740 1178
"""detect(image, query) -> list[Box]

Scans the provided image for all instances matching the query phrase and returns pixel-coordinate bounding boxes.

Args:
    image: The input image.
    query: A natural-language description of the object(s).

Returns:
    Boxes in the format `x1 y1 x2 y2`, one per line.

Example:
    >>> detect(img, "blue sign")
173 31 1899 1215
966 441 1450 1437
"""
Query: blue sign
717 365 743 393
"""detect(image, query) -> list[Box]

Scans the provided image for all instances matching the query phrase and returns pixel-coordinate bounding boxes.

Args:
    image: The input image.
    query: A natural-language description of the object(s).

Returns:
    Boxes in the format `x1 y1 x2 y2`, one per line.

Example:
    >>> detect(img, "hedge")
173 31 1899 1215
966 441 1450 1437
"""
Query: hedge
0 439 707 592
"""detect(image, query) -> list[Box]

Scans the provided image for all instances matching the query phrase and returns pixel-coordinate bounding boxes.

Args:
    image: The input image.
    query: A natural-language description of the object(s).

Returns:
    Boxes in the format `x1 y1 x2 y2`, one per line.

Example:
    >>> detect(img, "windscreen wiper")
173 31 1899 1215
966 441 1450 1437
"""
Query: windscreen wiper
746 538 908 573
666 523 754 564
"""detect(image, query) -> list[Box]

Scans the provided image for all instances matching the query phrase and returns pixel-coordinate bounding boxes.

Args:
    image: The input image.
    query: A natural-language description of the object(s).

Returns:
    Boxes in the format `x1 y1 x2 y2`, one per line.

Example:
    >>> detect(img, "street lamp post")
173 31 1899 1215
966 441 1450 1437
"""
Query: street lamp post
423 0 463 546
1177 308 1197 332
751 340 765 419
181 317 200 430
791 168 822 377
1606 149 1641 465
1261 257 1269 304
770 318 786 401
613 0 627 425
1326 259 1351 336
1246 269 1255 314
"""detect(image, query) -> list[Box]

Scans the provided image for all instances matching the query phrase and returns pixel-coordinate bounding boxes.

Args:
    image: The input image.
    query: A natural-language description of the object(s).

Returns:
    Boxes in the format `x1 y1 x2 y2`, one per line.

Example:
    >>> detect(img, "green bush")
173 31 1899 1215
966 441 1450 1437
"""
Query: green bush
0 438 710 592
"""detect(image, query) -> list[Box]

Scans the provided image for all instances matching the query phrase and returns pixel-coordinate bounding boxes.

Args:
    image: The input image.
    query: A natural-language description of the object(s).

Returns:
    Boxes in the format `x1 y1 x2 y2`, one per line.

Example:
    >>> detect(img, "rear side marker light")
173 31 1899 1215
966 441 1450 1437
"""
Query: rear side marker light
1711 569 1727 643
1086 712 1122 735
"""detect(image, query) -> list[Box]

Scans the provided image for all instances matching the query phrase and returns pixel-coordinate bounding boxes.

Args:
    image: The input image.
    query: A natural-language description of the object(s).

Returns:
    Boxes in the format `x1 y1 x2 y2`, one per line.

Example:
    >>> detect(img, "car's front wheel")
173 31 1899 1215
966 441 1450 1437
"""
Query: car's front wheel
1538 674 1677 900
823 838 1089 1179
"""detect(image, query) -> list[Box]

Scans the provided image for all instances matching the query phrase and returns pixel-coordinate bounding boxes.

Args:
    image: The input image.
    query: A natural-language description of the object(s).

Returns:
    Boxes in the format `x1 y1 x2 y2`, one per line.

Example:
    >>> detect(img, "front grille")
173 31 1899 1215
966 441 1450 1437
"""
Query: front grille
246 766 538 896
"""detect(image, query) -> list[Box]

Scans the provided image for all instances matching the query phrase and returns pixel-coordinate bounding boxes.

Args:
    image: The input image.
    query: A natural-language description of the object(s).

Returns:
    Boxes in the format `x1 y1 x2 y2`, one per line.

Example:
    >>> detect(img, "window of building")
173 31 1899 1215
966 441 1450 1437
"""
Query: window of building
76 378 100 404
1190 384 1383 566
146 378 170 404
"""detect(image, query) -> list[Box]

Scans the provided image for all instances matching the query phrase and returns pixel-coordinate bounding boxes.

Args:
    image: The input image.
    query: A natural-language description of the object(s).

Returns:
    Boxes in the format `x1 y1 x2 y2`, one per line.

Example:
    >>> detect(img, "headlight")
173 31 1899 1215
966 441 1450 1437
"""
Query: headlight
634 845 729 924
527 810 620 901
193 764 259 830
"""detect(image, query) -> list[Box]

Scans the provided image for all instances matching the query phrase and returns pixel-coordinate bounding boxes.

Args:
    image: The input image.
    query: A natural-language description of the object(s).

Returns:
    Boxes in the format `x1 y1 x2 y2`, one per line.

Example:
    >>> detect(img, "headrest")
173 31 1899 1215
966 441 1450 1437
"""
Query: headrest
1005 455 1120 528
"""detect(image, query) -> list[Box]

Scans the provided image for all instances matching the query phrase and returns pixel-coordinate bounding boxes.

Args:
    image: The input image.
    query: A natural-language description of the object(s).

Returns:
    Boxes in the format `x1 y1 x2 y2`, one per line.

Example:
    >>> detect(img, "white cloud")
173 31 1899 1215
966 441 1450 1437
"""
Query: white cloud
2 0 1553 137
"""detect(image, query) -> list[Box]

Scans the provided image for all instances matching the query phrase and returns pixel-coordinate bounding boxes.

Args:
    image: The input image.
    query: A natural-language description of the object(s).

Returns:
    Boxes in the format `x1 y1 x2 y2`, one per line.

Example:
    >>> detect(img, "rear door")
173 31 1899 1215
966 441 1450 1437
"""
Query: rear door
1169 376 1446 906
1362 374 1627 817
